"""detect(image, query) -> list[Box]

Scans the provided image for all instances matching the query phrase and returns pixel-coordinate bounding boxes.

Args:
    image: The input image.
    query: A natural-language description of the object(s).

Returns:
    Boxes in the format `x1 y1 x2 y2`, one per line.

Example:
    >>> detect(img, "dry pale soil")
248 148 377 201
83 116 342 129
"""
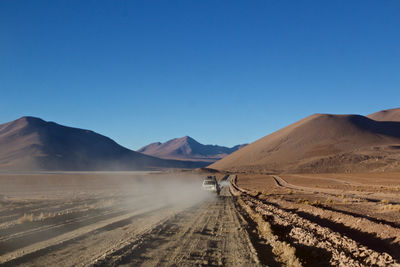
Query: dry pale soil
1 172 400 266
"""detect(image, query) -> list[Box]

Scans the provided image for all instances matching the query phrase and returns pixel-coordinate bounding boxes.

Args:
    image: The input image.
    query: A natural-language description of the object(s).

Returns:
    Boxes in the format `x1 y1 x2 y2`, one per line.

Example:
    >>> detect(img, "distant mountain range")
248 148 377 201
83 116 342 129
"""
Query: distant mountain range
3 107 399 173
0 117 208 171
138 136 247 163
211 108 400 173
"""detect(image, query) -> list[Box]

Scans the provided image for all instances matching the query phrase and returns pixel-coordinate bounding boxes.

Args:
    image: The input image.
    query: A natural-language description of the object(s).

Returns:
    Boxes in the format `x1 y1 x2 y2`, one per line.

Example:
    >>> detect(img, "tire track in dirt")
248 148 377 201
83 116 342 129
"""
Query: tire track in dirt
263 198 400 262
272 176 400 204
232 175 400 266
0 202 168 266
0 194 157 257
93 186 261 267
0 195 171 265
0 208 127 255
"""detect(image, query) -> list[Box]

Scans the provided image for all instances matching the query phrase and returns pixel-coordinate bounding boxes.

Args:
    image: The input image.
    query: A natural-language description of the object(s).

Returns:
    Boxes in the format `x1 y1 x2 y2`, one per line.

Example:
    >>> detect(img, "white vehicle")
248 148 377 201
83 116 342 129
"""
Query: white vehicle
202 176 220 194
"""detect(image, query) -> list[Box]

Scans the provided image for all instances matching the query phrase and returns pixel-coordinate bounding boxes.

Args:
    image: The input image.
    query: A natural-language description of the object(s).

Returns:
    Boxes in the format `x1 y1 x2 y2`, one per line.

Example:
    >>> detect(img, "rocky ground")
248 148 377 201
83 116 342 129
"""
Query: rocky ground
233 174 400 266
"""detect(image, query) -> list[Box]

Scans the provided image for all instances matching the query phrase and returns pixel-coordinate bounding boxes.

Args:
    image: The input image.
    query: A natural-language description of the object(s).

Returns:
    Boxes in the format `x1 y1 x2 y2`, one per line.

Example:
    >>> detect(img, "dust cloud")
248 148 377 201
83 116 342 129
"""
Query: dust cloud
114 172 215 209
0 171 216 264
0 171 214 211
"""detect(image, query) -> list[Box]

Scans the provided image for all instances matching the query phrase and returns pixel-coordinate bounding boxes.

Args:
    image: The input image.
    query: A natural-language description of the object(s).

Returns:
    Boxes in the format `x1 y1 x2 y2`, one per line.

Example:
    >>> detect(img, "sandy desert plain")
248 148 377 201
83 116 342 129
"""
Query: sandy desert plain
0 170 399 266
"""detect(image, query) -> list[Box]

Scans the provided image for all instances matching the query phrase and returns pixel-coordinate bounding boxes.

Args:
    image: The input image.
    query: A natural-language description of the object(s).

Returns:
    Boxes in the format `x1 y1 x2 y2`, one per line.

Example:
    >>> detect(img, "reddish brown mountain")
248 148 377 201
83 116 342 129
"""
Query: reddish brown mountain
138 136 247 163
210 112 400 173
0 117 207 171
367 108 400 122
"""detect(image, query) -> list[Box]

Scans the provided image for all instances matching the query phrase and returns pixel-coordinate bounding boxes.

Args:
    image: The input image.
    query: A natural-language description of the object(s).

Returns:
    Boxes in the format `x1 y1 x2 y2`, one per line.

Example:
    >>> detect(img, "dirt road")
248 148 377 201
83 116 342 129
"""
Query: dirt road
93 185 260 267
6 172 398 266
0 175 261 267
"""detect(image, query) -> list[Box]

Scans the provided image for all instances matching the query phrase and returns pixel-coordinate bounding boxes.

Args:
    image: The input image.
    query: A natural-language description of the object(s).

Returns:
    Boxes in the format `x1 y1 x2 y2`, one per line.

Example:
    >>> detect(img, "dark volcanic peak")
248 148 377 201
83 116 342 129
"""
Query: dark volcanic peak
138 136 247 162
0 117 207 171
1 116 42 131
367 107 400 122
211 112 400 173
231 144 247 150
1 116 95 135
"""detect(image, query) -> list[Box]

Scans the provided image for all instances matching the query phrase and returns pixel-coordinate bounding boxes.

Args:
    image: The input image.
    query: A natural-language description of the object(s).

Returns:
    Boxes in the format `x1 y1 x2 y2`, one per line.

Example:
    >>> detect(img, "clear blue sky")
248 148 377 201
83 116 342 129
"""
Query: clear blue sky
1 1 399 150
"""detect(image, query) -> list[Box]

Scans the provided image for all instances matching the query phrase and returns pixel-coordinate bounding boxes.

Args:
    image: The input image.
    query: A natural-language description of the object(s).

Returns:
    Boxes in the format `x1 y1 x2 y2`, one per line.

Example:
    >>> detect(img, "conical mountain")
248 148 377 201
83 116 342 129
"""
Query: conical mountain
210 113 400 173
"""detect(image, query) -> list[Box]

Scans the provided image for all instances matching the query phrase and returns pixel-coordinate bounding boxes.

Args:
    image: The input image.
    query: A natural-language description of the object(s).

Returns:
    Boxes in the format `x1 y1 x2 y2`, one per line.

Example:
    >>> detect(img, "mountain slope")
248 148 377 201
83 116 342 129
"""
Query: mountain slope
210 113 400 173
367 108 400 122
0 117 207 170
138 136 247 162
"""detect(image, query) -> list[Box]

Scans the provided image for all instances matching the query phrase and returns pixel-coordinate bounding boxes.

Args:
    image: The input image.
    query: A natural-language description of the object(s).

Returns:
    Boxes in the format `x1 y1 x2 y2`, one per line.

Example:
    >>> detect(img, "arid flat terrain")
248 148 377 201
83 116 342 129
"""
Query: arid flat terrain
0 172 261 267
2 171 400 266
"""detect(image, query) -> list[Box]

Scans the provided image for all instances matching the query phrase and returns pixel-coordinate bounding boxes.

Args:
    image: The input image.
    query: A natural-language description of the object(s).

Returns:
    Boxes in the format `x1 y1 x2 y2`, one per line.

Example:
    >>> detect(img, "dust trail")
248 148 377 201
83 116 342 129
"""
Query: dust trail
0 171 213 265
